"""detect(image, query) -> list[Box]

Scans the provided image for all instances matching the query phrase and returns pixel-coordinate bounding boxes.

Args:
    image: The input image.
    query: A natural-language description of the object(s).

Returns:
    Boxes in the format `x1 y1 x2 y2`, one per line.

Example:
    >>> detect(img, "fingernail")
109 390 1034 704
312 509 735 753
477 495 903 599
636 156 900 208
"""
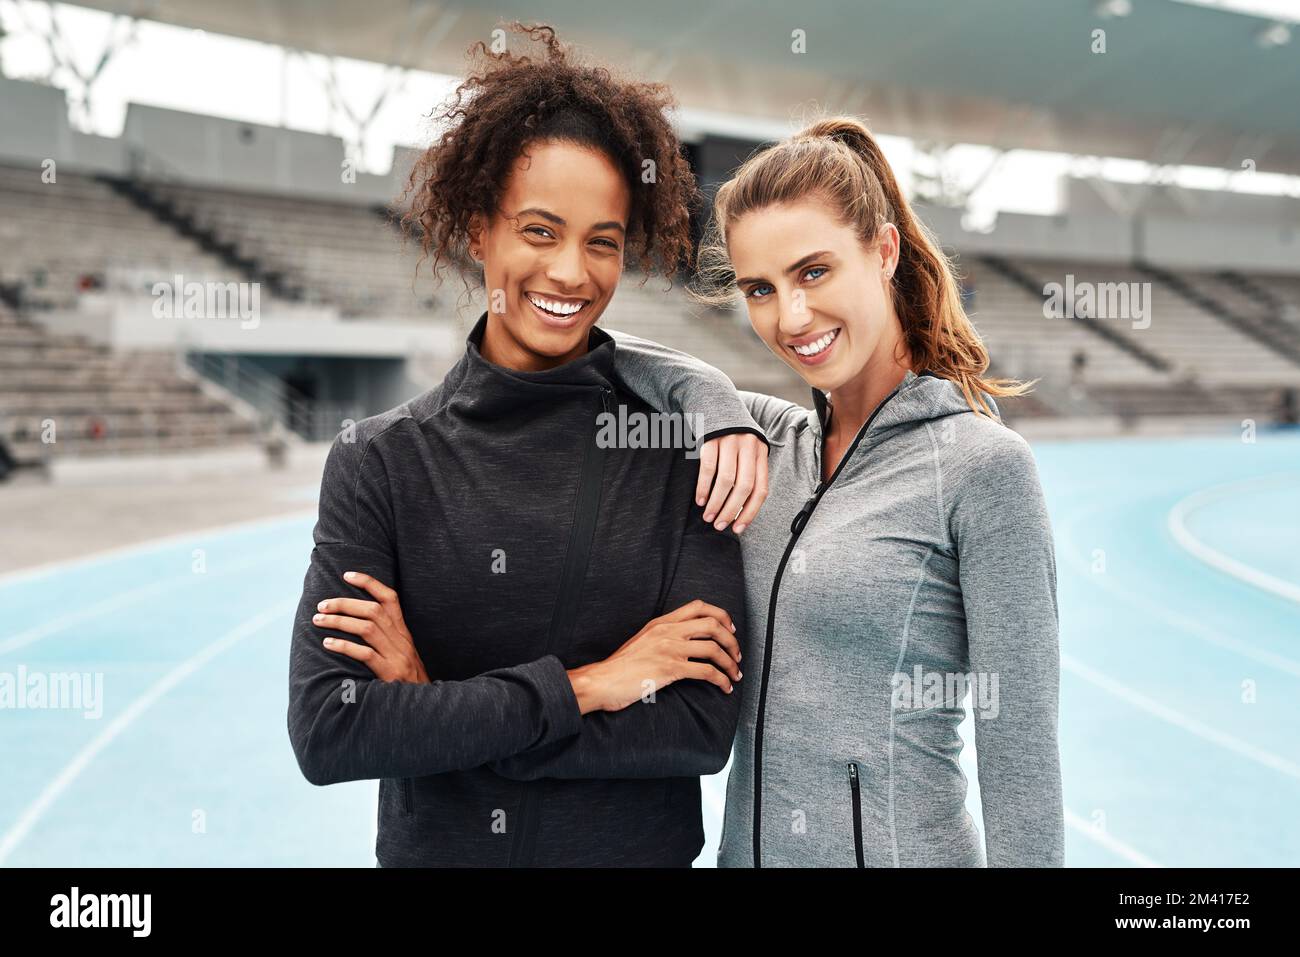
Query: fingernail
696 496 705 506
733 523 746 534
703 512 715 522
313 613 323 622
317 601 327 611
738 671 743 680
715 520 728 530
322 637 334 646
344 571 357 580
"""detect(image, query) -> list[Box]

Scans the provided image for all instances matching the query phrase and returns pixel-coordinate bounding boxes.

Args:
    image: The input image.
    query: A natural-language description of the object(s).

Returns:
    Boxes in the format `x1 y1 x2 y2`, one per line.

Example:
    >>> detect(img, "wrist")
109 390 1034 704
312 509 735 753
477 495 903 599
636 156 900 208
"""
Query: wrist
566 662 606 714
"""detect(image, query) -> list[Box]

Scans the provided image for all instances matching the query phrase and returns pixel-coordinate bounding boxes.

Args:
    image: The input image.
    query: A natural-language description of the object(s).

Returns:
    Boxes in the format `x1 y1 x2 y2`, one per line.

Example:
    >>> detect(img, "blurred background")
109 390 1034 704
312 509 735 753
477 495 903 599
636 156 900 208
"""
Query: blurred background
0 0 1297 867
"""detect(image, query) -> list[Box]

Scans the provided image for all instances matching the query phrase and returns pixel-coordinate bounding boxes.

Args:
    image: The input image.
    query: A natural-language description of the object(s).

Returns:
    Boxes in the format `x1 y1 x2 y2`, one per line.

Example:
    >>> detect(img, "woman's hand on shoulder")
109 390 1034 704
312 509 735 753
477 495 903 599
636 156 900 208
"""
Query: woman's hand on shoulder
696 432 769 534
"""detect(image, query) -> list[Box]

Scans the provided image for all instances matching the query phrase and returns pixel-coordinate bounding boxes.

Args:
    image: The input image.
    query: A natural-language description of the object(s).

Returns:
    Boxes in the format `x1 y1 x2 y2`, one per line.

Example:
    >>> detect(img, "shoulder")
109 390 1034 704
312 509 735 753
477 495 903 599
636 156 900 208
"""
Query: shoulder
932 410 1036 474
930 413 1044 518
740 390 814 448
322 384 445 484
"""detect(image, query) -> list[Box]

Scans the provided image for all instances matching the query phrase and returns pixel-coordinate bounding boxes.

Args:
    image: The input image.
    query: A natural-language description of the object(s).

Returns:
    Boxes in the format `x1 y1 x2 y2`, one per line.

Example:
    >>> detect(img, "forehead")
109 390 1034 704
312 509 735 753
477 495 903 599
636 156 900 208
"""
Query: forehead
728 200 855 269
500 140 630 223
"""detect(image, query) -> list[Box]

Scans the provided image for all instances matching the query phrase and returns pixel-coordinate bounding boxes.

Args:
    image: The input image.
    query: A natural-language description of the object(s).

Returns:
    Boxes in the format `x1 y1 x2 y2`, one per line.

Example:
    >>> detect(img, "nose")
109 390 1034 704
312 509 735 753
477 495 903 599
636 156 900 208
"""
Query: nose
776 289 814 338
545 239 589 291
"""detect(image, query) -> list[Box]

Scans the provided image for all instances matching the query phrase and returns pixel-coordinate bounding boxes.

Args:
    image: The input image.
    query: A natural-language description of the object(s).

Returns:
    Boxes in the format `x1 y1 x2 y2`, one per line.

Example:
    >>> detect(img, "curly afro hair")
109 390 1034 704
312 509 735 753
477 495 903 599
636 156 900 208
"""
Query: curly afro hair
394 22 700 298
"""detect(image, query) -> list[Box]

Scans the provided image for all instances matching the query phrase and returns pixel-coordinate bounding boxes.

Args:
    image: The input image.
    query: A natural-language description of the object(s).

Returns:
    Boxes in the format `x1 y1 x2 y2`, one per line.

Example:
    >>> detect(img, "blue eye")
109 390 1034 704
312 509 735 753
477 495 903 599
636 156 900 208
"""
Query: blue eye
803 266 827 281
746 283 773 299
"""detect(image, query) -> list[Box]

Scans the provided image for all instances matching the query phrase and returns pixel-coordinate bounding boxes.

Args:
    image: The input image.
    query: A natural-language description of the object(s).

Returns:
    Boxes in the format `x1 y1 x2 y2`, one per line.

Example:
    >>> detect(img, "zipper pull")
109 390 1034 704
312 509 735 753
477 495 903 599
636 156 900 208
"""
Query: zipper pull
790 481 824 534
599 386 613 415
847 762 858 786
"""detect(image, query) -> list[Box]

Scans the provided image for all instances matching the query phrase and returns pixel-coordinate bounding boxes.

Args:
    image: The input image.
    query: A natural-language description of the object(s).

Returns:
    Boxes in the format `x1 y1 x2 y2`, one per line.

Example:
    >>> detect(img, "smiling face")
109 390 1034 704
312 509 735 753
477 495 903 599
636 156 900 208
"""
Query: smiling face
728 198 903 395
470 139 631 372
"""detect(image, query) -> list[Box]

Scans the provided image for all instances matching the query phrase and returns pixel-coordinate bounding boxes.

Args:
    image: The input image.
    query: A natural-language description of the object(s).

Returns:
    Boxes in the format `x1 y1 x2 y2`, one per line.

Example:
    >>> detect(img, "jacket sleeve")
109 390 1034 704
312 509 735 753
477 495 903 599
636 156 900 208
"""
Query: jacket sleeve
605 327 772 444
486 502 749 779
287 431 584 786
948 429 1065 866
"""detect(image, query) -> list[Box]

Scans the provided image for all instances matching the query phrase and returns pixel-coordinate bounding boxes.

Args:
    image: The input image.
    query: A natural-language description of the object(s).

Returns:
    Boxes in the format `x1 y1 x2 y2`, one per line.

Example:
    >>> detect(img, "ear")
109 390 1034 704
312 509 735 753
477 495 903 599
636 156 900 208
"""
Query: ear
878 222 900 277
467 212 485 259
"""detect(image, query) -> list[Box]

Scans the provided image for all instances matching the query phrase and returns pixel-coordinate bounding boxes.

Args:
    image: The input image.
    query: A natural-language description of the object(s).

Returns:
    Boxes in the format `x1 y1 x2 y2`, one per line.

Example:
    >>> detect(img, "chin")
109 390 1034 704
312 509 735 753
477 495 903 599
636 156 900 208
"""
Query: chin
520 322 595 356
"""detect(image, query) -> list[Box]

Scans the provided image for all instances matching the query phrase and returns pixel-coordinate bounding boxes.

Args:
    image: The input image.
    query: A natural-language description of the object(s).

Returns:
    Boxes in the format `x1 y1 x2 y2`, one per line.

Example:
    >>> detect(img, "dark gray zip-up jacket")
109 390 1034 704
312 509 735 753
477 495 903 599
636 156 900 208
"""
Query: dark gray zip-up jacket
287 313 754 867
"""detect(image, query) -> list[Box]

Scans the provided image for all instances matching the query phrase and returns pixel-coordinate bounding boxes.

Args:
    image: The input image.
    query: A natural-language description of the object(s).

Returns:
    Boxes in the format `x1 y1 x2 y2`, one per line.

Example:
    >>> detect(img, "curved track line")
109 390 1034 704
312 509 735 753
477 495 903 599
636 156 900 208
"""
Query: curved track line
1167 474 1300 606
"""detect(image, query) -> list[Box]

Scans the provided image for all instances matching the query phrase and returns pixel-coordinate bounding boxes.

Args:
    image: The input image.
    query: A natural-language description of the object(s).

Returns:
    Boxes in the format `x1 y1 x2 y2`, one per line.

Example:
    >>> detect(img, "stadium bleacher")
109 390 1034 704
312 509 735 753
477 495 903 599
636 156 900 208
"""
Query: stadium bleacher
140 180 436 318
3 81 1300 469
0 162 247 309
0 298 260 462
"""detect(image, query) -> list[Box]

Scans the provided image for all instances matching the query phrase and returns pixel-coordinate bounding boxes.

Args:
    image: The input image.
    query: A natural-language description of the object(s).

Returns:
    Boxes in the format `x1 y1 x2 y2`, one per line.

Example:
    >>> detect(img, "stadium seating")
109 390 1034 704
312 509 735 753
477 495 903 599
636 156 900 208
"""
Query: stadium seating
0 300 260 464
142 181 435 318
6 151 1300 459
1005 258 1300 385
0 163 247 310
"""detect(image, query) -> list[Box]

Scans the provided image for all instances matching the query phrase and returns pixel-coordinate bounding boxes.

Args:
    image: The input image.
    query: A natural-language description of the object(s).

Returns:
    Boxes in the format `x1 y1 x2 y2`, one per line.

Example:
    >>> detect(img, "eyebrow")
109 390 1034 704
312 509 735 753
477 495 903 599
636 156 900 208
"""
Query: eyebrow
736 250 833 287
512 207 626 234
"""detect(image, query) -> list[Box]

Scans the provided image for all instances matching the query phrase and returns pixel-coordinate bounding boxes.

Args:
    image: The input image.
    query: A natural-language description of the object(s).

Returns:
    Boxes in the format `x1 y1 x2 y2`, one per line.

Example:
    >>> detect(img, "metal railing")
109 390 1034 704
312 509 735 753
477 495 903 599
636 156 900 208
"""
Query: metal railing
179 345 363 443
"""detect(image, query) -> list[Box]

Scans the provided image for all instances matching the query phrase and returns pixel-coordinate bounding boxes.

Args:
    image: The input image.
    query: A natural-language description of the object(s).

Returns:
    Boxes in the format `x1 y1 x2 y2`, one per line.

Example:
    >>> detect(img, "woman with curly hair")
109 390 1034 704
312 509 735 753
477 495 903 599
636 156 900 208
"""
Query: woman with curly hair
286 23 765 867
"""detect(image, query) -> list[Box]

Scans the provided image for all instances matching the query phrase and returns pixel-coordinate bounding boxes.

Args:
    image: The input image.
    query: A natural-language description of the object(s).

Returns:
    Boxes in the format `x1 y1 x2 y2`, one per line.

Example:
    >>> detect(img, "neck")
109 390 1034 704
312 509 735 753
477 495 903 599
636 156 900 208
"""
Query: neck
479 312 588 372
827 337 913 443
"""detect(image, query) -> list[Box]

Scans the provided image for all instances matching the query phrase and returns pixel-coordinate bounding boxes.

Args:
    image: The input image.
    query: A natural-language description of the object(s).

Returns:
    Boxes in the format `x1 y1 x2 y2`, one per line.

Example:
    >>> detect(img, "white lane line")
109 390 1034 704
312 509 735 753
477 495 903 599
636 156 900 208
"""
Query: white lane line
0 508 315 588
1057 505 1300 678
1062 652 1300 782
0 544 304 657
1064 808 1163 868
1167 474 1300 606
0 600 295 866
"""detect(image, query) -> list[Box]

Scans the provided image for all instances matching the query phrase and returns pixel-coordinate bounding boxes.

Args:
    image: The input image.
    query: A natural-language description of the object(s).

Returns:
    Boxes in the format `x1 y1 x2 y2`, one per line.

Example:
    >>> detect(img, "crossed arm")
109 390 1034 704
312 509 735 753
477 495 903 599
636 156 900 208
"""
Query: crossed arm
288 433 755 786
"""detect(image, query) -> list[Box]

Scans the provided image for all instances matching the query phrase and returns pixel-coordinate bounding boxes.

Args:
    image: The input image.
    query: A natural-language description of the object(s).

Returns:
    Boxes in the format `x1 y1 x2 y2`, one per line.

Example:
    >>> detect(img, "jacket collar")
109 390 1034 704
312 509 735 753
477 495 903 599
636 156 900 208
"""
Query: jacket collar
440 311 617 417
811 369 937 436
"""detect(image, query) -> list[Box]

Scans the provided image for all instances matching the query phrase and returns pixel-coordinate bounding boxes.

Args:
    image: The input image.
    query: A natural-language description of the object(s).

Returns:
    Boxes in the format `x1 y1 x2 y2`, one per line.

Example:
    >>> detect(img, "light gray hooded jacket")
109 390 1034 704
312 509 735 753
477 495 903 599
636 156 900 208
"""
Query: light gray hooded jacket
608 329 1064 867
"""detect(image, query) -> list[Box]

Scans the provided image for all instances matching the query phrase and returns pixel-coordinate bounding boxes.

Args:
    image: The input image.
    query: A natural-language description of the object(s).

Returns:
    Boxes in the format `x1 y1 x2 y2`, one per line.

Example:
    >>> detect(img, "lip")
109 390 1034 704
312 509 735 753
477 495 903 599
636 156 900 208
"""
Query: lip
786 327 841 366
524 291 592 329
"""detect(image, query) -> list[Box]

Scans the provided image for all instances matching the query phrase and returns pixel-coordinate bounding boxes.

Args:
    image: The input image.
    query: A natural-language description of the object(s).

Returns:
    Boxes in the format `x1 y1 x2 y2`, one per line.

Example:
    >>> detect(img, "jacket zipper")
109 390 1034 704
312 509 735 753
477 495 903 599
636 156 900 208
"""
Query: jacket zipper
751 380 908 868
508 384 612 866
847 762 864 868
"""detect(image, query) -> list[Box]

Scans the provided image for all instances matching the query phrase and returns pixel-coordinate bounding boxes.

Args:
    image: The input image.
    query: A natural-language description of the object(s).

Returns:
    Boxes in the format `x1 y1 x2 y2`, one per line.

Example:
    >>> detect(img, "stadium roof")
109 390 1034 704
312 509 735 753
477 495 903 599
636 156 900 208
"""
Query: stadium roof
70 0 1300 175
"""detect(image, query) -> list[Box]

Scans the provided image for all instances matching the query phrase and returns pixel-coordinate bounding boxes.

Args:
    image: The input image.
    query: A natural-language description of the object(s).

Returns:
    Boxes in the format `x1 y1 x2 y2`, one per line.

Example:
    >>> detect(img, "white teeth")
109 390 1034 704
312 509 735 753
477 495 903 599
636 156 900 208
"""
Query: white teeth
793 329 839 356
527 293 586 317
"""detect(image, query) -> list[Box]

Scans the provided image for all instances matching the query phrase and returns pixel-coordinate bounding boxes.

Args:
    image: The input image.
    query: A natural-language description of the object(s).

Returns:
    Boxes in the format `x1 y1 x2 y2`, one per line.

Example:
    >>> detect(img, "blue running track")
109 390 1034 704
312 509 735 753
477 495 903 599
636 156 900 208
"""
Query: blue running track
2 430 1296 867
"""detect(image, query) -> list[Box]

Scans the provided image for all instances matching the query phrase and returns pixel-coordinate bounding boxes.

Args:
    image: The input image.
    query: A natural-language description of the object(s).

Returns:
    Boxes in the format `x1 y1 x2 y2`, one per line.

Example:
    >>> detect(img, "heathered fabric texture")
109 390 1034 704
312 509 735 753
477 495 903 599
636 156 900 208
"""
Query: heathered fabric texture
287 313 748 867
608 329 1064 867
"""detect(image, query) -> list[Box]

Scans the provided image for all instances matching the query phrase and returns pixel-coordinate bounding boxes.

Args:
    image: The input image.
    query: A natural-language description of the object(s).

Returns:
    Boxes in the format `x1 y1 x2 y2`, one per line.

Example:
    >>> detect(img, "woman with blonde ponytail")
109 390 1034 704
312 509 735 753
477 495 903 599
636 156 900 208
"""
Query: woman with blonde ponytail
608 116 1064 867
